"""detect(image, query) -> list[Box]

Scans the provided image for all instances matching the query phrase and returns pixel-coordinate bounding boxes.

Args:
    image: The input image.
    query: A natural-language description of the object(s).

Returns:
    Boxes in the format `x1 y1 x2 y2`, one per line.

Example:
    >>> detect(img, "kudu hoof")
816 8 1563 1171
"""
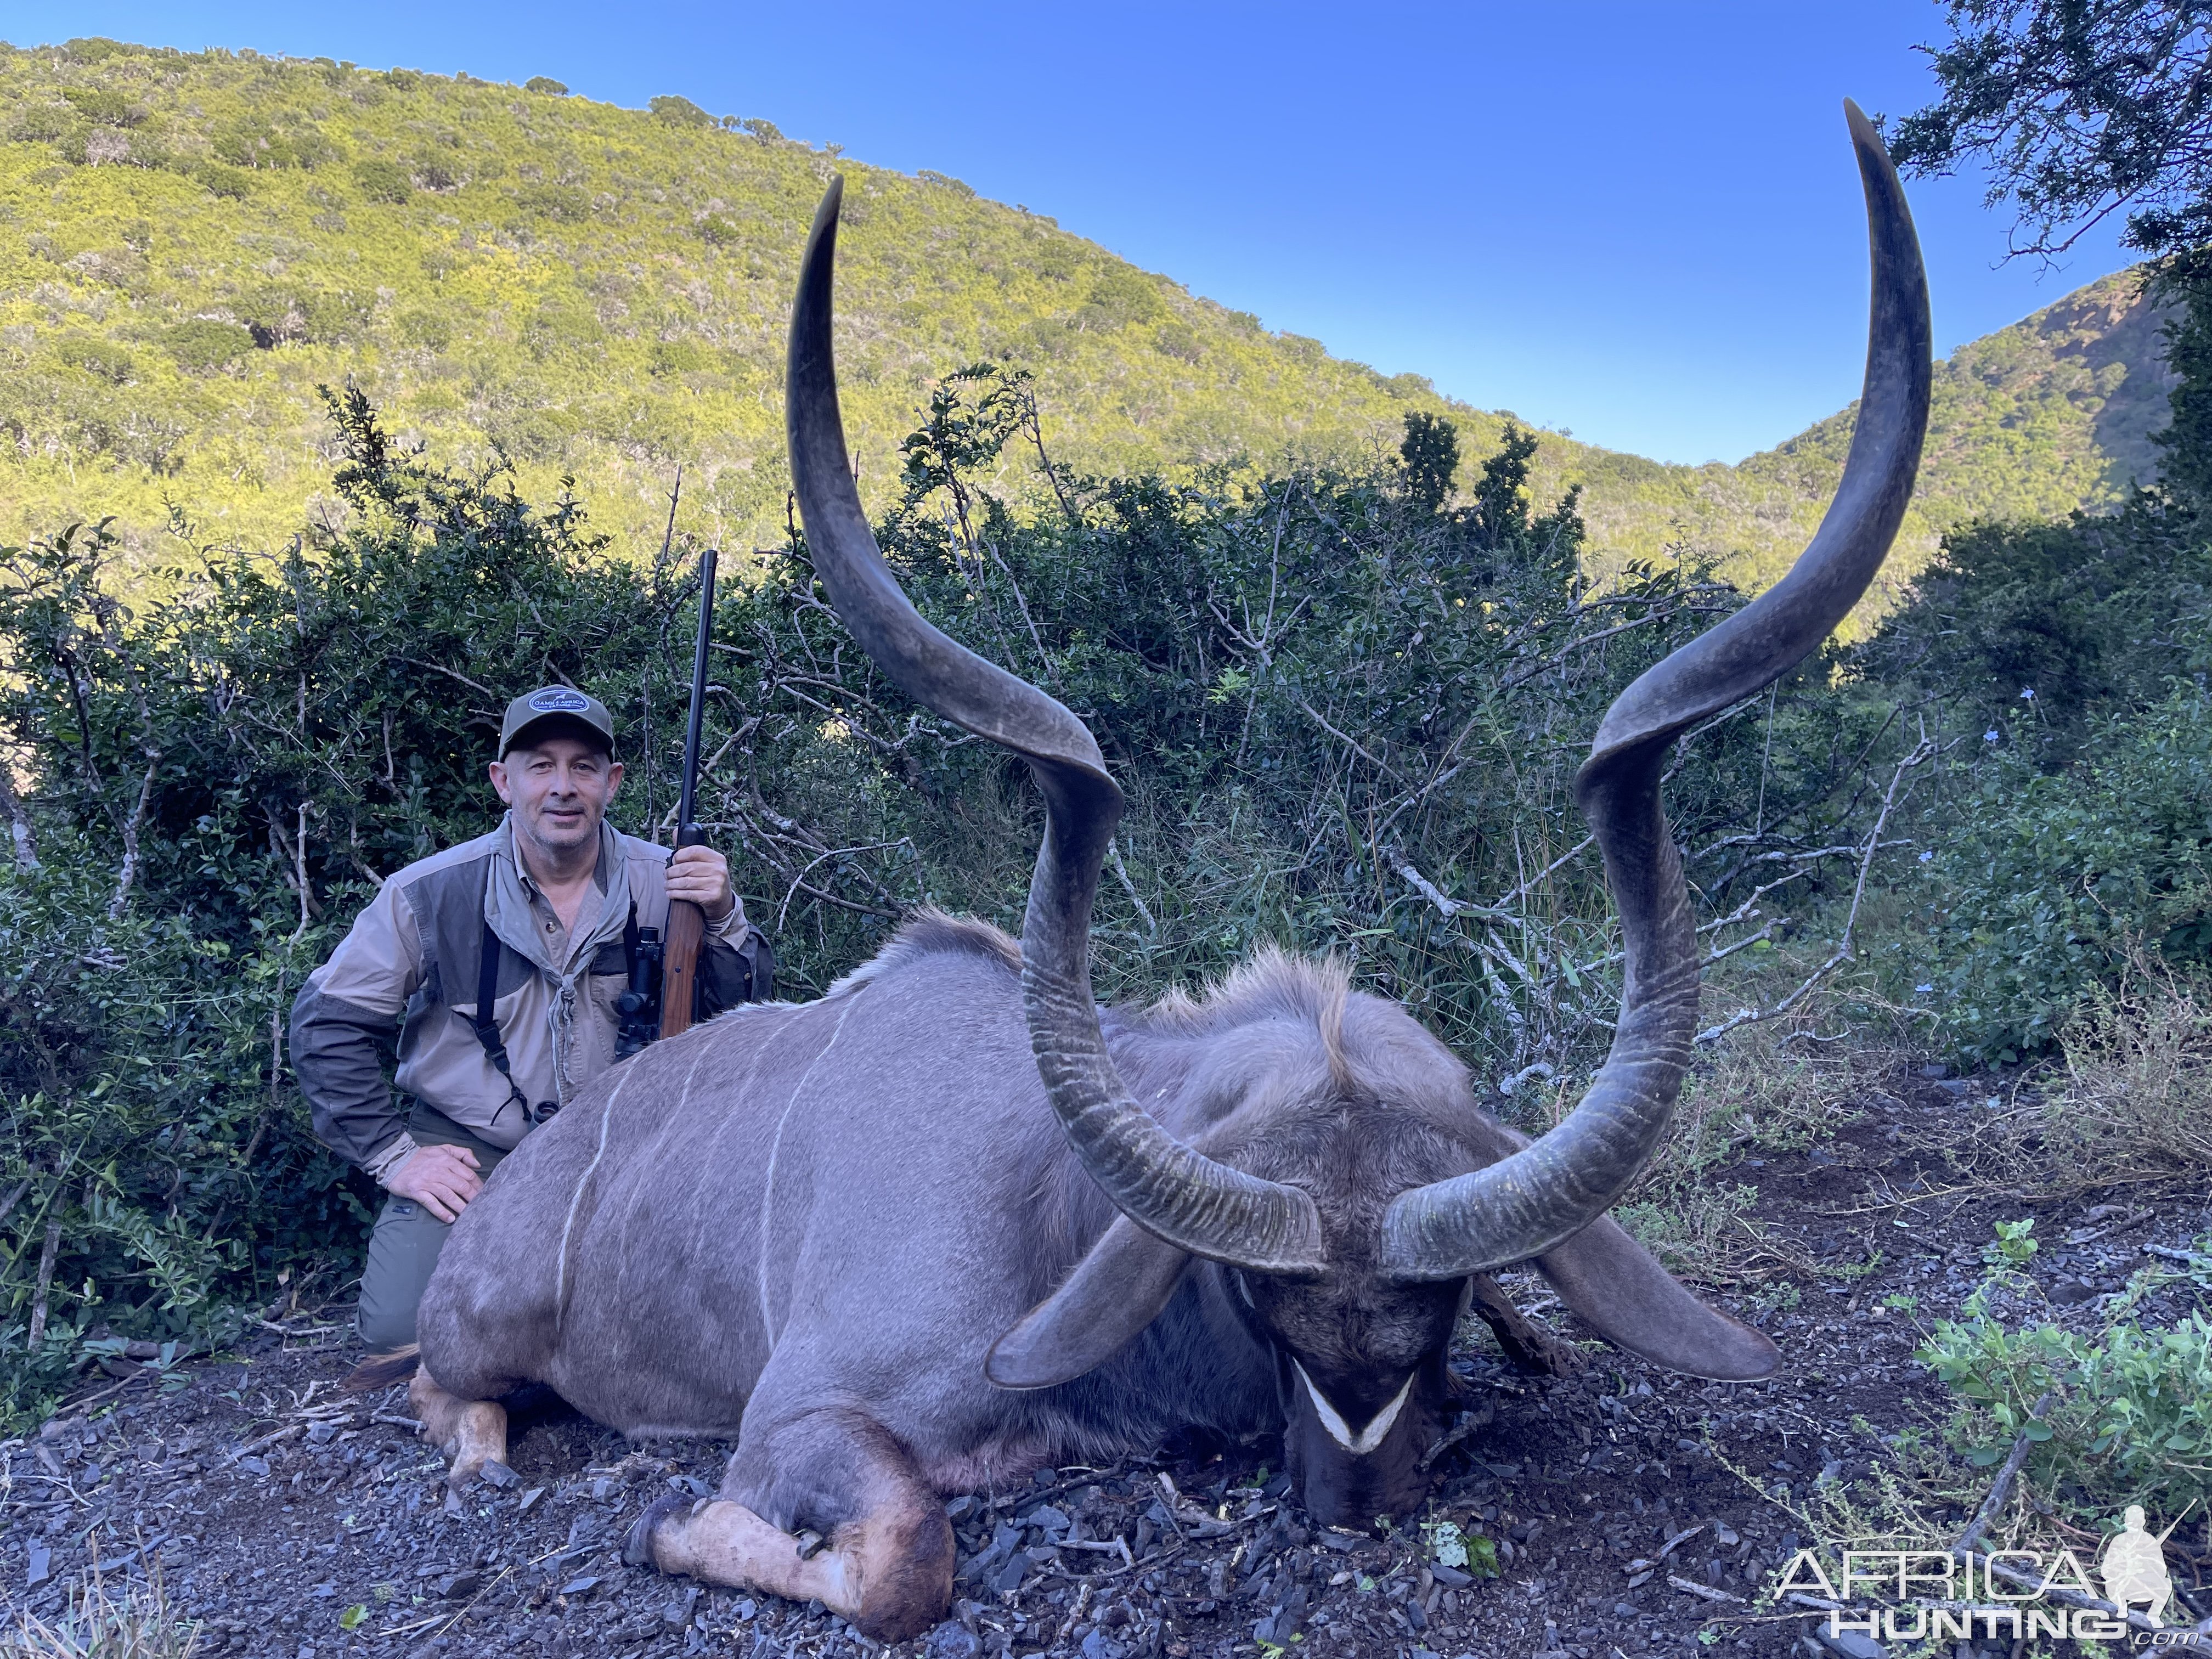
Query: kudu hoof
623 1492 695 1568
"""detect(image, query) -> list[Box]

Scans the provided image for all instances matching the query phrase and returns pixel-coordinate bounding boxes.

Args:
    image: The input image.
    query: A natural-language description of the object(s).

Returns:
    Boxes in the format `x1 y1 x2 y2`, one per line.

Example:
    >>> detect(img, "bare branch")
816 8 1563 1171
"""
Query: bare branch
105 755 157 921
1108 838 1158 940
1695 735 1936 1046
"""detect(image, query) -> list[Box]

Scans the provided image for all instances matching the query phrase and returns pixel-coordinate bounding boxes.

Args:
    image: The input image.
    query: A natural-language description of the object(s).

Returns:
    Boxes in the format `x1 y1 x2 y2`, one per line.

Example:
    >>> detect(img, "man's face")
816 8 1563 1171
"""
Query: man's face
489 736 624 864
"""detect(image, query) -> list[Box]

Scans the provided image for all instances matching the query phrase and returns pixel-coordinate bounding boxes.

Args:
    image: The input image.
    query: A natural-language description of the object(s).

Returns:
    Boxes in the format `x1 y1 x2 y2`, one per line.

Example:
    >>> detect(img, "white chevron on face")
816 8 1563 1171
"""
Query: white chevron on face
1293 1361 1413 1457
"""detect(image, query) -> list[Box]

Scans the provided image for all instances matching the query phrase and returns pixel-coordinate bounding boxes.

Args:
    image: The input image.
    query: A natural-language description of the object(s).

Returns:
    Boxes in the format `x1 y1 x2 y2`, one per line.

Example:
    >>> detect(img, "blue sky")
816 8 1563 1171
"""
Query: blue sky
9 2 2138 465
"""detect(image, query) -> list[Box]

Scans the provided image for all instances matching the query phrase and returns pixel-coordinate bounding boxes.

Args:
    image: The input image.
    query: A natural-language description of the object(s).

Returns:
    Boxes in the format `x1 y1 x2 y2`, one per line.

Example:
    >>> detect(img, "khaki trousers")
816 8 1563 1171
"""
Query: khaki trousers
355 1108 510 1353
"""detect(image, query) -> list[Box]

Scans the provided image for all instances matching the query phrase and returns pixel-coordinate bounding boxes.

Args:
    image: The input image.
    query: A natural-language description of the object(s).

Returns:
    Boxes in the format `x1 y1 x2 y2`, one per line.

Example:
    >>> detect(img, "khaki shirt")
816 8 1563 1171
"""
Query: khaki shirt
290 816 763 1182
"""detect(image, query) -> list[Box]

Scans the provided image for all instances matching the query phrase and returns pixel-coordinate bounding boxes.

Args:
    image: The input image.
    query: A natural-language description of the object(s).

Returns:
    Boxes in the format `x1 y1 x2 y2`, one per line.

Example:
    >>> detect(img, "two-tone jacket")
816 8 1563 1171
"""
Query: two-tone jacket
290 816 768 1183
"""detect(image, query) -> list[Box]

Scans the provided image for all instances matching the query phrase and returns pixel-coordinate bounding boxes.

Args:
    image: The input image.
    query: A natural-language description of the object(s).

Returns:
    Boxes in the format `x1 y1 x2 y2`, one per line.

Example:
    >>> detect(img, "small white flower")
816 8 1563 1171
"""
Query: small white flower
2020 687 2035 699
1918 850 1934 863
1915 984 1934 994
1985 729 2000 743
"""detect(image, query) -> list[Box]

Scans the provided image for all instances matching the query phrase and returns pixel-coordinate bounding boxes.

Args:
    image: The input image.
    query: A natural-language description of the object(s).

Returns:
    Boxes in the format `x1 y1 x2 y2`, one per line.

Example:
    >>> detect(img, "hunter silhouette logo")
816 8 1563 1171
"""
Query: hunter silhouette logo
2101 1505 2177 1627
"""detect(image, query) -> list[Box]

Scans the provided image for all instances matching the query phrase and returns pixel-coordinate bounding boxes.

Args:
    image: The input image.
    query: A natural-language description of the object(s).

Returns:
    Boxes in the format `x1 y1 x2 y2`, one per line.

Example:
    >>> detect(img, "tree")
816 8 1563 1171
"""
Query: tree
1398 410 1460 515
1891 1 2212 258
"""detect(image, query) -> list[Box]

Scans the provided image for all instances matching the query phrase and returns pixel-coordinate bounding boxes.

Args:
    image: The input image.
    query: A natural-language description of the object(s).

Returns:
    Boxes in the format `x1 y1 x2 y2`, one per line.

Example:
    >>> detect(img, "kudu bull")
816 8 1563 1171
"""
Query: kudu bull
384 103 1929 1641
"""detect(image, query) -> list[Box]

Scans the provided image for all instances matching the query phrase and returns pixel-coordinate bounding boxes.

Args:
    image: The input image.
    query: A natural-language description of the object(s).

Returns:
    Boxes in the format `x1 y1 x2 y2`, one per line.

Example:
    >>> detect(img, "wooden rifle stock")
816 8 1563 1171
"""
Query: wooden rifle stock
658 545 718 1039
658 877 706 1039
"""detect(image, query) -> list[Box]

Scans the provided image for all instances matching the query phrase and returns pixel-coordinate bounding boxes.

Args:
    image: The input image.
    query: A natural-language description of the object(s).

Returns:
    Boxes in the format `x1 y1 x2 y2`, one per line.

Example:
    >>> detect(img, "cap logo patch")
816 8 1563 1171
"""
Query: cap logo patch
529 689 592 713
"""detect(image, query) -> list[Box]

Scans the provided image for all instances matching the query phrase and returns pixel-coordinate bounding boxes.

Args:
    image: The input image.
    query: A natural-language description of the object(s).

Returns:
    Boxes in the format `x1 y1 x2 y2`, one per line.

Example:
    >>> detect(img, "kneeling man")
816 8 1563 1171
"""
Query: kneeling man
291 687 771 1354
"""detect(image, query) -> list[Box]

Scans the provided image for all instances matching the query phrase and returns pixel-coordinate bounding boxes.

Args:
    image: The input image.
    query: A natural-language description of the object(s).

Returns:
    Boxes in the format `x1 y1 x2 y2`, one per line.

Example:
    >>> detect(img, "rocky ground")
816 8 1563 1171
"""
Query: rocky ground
3 1063 2207 1659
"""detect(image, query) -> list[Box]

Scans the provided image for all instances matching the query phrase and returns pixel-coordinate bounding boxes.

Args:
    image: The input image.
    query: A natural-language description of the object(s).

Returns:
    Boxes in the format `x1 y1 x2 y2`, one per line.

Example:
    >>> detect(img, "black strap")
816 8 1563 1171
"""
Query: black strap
471 918 545 1126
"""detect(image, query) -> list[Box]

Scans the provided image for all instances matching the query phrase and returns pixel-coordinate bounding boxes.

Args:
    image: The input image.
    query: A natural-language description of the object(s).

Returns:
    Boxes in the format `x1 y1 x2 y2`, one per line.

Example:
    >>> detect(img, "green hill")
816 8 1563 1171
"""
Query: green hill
1590 266 2176 612
0 36 2177 594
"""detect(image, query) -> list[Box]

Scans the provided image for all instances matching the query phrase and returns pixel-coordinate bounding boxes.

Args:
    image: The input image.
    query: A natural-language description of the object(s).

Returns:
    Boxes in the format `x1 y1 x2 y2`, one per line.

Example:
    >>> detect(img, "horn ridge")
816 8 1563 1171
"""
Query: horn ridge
785 179 1326 1276
1379 100 1932 1282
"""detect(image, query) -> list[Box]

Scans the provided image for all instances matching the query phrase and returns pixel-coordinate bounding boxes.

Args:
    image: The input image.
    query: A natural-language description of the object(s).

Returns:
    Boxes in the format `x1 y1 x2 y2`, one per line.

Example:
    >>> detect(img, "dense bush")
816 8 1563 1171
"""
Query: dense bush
1908 687 2212 1063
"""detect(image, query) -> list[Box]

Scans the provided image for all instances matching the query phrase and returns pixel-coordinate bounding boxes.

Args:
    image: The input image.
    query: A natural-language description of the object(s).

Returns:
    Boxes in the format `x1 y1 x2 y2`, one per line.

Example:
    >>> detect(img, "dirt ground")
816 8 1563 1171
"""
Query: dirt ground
4 1063 2208 1659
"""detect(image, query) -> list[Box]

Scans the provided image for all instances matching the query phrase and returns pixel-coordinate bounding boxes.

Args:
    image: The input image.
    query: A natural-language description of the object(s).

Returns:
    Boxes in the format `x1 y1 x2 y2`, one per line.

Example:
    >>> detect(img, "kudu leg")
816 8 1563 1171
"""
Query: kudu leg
628 1409 953 1644
408 1367 509 1484
1469 1276 1583 1376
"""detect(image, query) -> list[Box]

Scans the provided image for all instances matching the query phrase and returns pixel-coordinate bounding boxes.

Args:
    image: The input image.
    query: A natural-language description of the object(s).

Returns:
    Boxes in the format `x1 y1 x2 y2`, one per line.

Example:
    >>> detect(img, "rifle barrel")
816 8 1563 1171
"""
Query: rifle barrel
675 547 718 848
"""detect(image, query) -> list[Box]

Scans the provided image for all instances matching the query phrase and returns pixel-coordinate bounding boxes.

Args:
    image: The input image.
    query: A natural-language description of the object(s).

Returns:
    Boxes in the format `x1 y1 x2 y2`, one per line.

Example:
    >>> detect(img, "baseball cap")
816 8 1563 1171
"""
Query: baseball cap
499 686 617 758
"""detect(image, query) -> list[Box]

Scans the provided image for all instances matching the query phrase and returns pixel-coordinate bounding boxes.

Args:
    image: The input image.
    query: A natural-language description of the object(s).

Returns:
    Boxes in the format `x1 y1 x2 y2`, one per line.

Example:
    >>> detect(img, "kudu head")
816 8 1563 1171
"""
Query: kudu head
786 101 1929 1528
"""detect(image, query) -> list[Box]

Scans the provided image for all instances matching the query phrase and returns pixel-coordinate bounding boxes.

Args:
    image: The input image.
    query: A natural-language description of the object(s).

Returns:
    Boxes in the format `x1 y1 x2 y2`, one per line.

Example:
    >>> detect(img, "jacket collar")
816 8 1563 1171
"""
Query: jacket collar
487 815 631 976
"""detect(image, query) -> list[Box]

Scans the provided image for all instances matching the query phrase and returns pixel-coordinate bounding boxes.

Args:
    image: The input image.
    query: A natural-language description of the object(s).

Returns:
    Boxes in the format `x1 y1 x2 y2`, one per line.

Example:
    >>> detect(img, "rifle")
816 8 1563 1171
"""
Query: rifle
658 545 719 1039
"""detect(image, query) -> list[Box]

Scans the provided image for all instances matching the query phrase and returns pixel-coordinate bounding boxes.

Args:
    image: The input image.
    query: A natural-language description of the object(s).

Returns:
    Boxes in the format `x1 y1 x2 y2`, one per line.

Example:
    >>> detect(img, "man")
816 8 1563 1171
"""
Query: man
292 686 771 1353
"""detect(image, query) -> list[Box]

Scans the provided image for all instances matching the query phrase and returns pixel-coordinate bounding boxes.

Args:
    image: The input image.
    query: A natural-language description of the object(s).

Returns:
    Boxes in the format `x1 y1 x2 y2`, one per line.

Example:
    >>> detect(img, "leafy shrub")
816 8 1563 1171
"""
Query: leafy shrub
60 87 142 127
1916 687 2212 1063
1078 267 1165 331
1153 322 1203 363
53 337 137 384
698 213 740 247
350 157 411 203
524 76 568 96
1864 499 2212 756
10 103 75 144
192 160 251 199
649 94 711 128
650 339 708 376
210 118 330 171
161 319 253 374
1920 1240 2212 1522
394 308 451 351
510 182 589 222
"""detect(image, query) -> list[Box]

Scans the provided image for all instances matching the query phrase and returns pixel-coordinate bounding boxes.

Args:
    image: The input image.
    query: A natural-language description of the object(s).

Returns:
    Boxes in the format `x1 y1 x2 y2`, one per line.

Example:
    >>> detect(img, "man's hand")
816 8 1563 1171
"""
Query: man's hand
386 1143 484 1223
668 844 736 922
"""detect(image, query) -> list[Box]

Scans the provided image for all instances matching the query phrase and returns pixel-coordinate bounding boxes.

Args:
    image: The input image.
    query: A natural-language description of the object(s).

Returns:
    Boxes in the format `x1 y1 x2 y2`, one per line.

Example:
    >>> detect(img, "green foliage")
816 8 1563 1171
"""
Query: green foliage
1864 496 2211 750
54 337 137 384
160 320 253 375
1399 411 1459 515
523 76 568 97
1982 1217 2040 1268
1420 1519 1497 1577
1903 685 2212 1064
60 86 142 127
1919 1239 2212 1520
1077 266 1165 331
2154 247 2212 505
648 94 712 128
349 157 412 204
1892 1 2212 257
191 160 252 200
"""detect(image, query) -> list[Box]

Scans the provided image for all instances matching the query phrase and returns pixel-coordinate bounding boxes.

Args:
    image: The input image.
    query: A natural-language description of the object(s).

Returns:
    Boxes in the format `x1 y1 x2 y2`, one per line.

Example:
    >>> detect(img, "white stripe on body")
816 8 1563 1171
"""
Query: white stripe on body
757 992 864 1346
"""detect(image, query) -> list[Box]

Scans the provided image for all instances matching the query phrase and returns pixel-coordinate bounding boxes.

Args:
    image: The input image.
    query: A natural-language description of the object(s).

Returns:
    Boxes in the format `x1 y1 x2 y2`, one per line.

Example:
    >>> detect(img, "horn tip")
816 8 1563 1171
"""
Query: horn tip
1842 97 1880 151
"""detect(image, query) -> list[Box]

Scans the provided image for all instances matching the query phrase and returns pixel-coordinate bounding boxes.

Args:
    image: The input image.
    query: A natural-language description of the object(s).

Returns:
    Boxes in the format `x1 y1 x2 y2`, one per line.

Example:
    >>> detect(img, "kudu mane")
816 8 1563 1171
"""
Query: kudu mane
824 911 1479 1256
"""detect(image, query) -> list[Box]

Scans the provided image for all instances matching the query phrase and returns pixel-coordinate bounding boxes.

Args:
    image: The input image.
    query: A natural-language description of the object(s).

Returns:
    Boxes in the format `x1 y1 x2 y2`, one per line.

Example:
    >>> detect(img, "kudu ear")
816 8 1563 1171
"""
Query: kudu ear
986 1217 1190 1390
1535 1216 1780 1381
